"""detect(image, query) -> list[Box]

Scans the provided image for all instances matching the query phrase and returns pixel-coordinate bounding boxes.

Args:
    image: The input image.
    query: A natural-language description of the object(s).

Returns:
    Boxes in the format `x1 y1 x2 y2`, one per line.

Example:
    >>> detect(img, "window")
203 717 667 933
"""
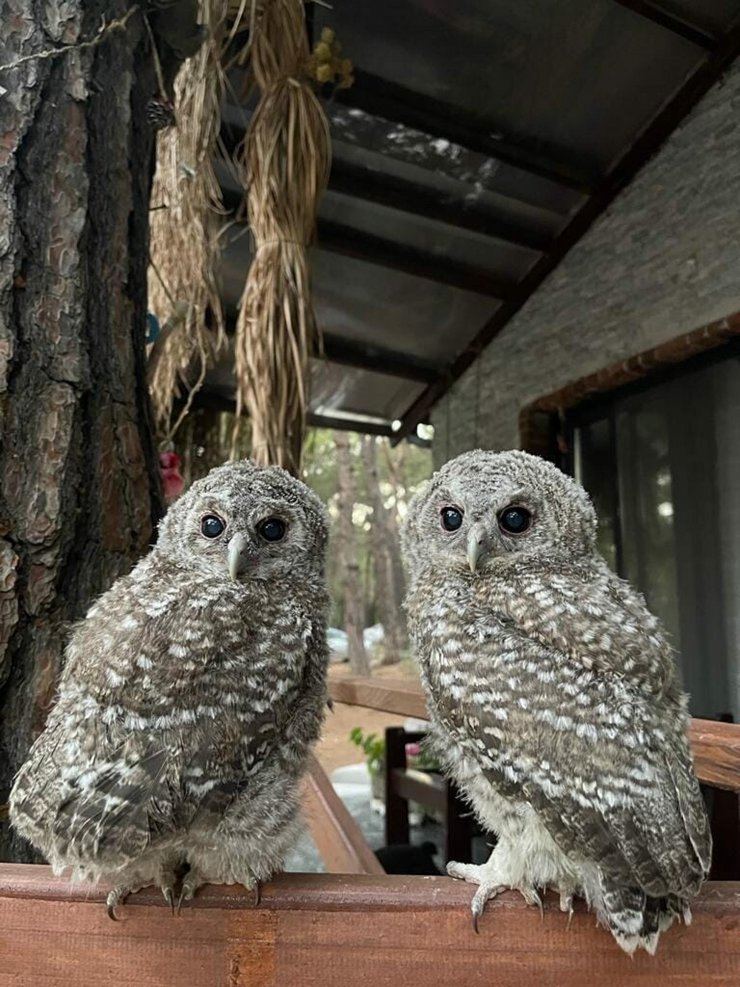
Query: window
567 348 740 721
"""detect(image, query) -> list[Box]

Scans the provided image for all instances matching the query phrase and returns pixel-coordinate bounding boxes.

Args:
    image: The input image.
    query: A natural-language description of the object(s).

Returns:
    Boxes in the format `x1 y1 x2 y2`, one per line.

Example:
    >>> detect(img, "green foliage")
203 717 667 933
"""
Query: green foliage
349 726 385 776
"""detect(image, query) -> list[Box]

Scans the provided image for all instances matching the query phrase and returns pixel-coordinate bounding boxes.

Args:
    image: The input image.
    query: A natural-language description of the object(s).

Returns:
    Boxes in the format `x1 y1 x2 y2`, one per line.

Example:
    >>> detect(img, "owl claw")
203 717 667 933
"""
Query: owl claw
163 886 176 915
106 886 130 921
253 880 262 907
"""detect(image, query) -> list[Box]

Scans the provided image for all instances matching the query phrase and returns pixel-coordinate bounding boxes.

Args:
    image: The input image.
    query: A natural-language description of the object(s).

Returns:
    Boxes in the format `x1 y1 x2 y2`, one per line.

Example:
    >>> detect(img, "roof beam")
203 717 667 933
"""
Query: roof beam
318 336 441 383
224 315 442 383
327 158 552 253
335 69 600 194
317 219 513 298
391 21 740 444
219 122 552 252
610 0 718 50
187 388 398 437
222 187 518 298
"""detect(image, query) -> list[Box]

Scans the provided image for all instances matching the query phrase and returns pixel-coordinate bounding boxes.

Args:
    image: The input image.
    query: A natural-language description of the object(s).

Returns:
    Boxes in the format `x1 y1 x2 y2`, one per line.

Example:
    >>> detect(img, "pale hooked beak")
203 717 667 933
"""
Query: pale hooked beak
467 522 488 573
228 532 250 581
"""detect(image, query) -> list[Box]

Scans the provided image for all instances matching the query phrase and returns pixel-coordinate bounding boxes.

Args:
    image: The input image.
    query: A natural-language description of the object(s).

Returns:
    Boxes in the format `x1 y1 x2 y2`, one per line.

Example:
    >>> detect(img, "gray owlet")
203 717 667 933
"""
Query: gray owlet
402 450 710 954
10 460 330 917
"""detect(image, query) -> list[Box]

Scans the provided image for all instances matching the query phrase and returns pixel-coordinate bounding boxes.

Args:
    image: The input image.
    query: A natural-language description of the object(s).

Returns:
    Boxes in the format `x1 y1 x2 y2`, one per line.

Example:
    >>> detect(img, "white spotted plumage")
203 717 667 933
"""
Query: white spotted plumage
10 460 330 916
402 449 711 954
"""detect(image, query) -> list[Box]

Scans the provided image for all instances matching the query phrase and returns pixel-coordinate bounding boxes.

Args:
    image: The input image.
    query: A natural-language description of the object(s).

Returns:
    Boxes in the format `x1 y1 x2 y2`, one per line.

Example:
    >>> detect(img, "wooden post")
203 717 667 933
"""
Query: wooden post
384 727 410 845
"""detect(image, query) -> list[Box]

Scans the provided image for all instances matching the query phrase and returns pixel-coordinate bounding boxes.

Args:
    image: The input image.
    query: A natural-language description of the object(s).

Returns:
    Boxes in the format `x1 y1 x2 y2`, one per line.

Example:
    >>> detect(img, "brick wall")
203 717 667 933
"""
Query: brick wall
431 61 740 463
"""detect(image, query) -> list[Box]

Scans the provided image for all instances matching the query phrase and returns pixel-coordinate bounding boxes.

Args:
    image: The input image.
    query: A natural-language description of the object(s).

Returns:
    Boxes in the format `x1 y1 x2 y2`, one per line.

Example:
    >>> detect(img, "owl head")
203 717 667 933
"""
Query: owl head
402 450 597 581
157 460 329 583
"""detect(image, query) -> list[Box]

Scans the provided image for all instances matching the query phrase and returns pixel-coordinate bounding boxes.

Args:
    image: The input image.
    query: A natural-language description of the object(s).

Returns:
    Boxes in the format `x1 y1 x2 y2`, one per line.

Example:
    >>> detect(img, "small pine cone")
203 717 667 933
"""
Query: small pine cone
146 96 176 131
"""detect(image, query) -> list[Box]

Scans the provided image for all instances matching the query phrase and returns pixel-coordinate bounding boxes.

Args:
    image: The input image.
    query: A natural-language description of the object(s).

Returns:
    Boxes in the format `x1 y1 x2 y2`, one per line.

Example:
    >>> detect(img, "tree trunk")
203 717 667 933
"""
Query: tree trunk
361 436 407 663
334 433 370 676
0 1 168 860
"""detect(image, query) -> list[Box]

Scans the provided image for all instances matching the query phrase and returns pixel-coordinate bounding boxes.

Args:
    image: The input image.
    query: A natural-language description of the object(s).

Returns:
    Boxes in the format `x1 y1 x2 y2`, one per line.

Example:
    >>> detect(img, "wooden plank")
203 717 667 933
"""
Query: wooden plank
391 767 447 814
691 719 740 792
329 678 740 792
300 755 384 876
1 866 739 986
329 676 428 720
610 0 718 50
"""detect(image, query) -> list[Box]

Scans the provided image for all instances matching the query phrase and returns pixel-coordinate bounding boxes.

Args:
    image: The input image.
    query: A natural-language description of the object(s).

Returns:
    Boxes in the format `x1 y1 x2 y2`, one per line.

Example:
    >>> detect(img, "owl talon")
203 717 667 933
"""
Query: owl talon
163 886 176 915
253 880 262 907
106 886 130 921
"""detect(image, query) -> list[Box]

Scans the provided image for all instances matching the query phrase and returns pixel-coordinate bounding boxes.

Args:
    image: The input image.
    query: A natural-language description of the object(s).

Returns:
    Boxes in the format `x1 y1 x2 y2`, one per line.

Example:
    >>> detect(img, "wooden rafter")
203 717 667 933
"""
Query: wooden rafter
610 0 718 50
338 70 601 194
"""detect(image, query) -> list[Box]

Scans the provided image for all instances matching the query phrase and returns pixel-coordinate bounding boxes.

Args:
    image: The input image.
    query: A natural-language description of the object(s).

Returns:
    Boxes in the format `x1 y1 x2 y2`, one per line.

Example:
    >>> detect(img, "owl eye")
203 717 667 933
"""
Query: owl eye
441 506 464 531
258 517 287 542
200 514 225 539
498 506 532 535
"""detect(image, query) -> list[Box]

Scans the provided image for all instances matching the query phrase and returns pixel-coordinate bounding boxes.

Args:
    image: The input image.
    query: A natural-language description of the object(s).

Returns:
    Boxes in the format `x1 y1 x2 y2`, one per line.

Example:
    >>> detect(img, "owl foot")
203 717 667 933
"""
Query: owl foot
447 860 542 933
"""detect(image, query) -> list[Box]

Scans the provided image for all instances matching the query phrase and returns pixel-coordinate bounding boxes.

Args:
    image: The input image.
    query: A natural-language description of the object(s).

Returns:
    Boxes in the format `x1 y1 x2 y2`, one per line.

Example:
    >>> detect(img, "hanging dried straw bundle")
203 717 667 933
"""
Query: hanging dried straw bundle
148 0 230 442
234 0 331 473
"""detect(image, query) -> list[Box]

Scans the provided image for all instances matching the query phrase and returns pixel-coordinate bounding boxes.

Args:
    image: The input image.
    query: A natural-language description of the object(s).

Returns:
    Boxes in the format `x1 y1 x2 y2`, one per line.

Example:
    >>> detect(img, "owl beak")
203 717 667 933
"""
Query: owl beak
467 523 488 573
228 533 250 581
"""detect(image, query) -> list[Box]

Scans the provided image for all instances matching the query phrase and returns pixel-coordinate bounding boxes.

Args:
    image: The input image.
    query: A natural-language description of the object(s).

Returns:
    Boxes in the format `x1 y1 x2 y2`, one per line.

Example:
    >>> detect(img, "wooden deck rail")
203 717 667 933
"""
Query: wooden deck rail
301 755 384 875
330 676 740 792
1 866 739 986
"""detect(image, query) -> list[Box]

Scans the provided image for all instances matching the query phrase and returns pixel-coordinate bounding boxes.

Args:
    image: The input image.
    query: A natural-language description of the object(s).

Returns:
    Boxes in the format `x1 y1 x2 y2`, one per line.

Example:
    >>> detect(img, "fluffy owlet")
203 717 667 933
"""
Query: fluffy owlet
10 460 330 917
402 450 711 954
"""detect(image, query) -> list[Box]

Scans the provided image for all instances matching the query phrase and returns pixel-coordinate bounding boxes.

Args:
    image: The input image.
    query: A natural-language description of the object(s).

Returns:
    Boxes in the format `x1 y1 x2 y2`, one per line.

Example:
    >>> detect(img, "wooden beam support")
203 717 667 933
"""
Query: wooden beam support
317 219 513 298
2 865 739 986
337 70 600 194
329 677 740 793
221 188 513 298
324 158 552 253
301 755 384 876
319 335 441 383
392 24 740 442
610 0 718 50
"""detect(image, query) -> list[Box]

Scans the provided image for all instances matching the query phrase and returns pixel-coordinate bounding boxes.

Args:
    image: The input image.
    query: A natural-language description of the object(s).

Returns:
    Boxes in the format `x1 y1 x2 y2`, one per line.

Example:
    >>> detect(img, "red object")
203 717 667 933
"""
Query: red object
159 451 185 503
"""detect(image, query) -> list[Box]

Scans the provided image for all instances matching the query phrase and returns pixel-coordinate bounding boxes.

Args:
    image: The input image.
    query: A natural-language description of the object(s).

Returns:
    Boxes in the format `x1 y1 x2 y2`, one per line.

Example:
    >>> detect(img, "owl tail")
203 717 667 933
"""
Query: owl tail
602 884 691 954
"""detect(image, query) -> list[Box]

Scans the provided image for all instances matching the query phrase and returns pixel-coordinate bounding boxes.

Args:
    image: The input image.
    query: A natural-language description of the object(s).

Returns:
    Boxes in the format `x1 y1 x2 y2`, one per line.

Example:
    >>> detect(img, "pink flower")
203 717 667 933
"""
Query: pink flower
405 742 422 758
160 451 184 504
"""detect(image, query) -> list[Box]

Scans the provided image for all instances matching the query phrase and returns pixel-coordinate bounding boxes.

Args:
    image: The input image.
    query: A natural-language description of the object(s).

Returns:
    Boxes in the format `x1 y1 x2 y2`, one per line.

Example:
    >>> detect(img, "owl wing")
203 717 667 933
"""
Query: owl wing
435 577 710 897
10 702 186 868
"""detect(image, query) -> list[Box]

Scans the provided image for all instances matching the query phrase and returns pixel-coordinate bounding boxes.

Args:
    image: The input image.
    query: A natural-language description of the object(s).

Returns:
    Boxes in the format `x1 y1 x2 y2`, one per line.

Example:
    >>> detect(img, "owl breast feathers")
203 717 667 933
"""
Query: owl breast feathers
402 449 711 954
10 460 330 916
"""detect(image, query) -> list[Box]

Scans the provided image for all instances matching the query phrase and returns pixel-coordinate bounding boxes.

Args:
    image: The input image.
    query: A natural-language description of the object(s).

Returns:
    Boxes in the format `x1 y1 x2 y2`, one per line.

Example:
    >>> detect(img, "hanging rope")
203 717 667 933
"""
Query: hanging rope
232 0 331 474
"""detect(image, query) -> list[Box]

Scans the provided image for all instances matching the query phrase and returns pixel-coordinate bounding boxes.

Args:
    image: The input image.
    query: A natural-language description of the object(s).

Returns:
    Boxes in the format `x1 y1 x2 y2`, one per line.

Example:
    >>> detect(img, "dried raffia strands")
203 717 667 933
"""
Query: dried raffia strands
147 0 230 442
234 0 331 474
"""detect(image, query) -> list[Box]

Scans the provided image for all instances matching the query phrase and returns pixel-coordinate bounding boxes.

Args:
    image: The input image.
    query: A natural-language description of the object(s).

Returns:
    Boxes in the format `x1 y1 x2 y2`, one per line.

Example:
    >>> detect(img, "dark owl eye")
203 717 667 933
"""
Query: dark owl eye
201 514 225 539
441 506 464 531
499 506 532 535
258 517 287 542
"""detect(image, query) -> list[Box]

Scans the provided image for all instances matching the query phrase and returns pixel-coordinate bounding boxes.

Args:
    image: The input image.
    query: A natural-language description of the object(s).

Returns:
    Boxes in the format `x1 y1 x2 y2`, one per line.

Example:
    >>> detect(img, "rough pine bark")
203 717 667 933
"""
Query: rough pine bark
334 432 370 676
361 436 407 662
0 1 167 860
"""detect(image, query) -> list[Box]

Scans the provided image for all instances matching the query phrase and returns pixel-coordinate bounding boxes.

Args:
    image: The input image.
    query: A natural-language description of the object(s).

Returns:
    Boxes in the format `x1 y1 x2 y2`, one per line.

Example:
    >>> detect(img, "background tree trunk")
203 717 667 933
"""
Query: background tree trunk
0 1 167 860
334 433 370 676
361 436 407 663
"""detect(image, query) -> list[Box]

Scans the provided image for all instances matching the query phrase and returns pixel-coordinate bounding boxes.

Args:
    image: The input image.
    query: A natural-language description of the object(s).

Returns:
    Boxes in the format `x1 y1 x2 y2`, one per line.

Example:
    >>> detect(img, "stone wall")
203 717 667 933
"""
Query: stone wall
431 61 740 463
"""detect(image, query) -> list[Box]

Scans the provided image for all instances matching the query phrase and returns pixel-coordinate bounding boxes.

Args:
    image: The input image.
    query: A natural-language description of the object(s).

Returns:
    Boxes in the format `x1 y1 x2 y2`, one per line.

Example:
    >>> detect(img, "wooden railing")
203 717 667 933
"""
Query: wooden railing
329 676 740 792
1 865 739 986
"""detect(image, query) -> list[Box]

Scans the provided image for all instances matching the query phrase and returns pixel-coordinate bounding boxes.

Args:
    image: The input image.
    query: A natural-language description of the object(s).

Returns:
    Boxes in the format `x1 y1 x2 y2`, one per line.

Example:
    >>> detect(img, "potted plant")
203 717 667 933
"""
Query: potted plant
349 727 386 802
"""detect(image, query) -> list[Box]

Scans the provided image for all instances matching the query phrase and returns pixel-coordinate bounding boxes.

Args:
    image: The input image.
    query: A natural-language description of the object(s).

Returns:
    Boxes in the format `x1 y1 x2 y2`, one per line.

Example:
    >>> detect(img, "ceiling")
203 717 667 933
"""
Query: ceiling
203 0 740 442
